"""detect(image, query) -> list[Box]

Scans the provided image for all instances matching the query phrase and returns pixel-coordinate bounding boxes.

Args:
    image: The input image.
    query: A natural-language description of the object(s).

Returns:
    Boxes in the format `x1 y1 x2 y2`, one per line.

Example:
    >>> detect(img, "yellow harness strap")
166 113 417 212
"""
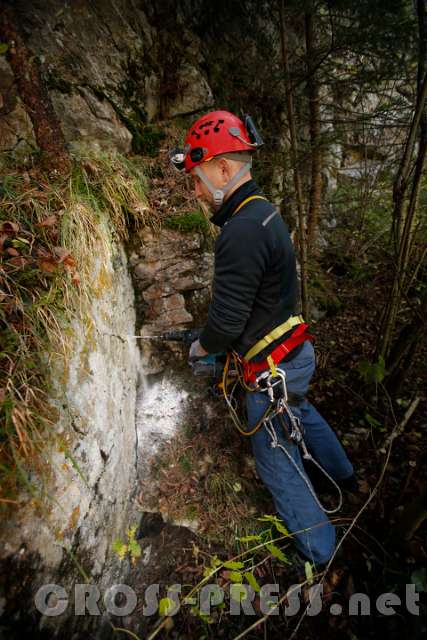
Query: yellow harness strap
244 315 305 362
267 355 278 377
232 195 268 216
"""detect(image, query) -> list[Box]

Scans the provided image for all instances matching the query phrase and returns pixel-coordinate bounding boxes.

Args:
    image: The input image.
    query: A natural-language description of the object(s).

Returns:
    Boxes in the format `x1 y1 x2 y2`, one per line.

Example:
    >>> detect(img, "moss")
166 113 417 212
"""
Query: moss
163 210 208 233
136 124 167 157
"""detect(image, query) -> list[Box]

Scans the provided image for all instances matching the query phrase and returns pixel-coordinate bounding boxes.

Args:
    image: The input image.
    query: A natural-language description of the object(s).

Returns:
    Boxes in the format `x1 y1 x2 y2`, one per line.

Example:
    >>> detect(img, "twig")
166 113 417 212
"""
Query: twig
284 384 409 639
379 396 421 451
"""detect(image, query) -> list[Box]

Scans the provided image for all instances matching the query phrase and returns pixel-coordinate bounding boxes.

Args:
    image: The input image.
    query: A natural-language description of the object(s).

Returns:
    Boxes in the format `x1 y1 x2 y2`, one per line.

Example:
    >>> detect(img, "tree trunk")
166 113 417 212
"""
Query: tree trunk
376 0 427 360
279 0 309 318
0 3 71 175
394 481 427 544
305 11 322 251
385 291 426 395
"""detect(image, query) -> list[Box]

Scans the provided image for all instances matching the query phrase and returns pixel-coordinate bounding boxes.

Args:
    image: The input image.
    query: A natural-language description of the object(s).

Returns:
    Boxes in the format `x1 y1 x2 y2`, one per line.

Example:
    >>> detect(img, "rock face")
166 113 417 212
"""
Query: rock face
0 0 214 159
49 88 132 155
0 241 142 637
130 226 214 374
0 57 37 165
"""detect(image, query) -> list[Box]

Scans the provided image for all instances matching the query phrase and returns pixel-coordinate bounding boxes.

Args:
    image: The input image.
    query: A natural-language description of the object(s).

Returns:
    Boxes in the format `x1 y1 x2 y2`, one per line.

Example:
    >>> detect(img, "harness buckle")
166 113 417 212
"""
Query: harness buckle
255 369 288 402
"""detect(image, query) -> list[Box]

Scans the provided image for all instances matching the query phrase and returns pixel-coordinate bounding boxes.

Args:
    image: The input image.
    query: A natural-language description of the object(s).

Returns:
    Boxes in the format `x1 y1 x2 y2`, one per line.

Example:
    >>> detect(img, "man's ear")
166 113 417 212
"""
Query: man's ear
218 157 231 181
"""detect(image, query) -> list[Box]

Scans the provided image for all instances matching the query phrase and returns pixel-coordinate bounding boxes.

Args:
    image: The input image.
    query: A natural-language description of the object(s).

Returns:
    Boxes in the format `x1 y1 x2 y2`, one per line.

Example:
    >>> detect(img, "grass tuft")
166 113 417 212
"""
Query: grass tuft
0 151 151 509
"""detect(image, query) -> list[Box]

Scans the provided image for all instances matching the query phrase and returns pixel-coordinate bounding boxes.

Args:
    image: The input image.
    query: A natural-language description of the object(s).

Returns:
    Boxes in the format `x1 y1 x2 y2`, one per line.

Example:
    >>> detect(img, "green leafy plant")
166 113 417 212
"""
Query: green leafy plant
112 524 142 565
364 412 385 432
358 356 387 384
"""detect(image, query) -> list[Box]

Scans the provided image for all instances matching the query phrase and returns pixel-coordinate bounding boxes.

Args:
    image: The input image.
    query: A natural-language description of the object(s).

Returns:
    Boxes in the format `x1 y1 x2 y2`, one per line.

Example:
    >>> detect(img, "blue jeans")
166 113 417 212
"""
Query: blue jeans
246 340 353 565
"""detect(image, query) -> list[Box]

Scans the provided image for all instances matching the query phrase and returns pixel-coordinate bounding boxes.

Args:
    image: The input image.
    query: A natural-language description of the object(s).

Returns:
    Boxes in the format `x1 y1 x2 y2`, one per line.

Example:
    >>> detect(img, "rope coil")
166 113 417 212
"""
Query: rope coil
220 351 343 514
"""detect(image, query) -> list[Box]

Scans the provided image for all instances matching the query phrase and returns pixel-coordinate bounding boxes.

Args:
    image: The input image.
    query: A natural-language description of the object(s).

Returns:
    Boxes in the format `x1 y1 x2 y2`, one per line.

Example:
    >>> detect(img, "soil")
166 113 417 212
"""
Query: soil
111 263 427 639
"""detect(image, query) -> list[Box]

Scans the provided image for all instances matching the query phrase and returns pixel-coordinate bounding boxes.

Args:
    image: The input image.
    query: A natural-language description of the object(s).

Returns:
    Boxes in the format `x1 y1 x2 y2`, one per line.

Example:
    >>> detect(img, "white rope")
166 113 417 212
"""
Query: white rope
264 417 343 515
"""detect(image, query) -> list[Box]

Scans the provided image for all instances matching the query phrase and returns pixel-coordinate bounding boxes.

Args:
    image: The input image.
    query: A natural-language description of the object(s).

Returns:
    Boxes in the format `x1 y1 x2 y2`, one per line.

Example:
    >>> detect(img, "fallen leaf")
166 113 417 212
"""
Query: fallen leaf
9 257 27 267
71 272 81 286
39 259 57 273
36 215 58 228
358 480 370 494
1 221 19 234
53 247 71 262
82 160 99 176
52 248 76 269
63 255 76 268
6 247 19 257
36 247 52 258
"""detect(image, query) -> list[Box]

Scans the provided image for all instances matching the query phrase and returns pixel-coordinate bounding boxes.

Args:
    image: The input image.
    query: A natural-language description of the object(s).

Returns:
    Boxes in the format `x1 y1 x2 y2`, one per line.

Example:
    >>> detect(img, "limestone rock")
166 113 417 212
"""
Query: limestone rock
50 88 132 154
0 241 142 636
131 226 213 374
163 63 214 118
0 58 37 164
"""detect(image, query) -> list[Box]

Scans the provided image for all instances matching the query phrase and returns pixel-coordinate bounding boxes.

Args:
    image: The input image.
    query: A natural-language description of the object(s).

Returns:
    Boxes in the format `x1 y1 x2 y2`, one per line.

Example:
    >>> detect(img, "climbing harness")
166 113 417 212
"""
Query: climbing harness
219 322 343 515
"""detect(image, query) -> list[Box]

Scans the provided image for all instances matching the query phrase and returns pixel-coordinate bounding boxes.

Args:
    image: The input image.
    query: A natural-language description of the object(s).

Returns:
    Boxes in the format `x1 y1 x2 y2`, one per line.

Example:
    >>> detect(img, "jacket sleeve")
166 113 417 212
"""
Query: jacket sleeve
199 219 270 352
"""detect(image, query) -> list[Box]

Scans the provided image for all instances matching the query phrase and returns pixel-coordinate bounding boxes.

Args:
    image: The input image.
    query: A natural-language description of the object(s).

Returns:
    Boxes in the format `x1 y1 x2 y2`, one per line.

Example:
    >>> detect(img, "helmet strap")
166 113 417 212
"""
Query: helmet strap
194 158 252 207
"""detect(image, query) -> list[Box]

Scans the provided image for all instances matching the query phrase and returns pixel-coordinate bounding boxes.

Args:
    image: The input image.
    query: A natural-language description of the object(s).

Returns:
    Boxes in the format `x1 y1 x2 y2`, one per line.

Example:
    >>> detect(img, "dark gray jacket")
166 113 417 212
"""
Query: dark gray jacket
199 179 300 359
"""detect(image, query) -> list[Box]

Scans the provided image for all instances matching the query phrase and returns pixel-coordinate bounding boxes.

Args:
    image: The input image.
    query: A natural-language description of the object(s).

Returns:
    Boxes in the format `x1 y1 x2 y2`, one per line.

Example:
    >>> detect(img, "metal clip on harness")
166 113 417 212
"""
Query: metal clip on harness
254 369 343 515
220 352 342 515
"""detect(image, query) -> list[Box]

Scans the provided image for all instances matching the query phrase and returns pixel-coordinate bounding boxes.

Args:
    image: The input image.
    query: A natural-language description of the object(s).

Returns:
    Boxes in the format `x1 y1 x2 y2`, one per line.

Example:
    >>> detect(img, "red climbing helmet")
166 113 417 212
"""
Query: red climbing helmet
169 110 264 174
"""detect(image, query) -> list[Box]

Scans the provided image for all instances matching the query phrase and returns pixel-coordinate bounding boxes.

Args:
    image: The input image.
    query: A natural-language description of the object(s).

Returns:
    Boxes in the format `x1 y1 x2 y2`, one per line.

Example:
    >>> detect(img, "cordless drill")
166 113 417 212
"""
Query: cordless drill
160 328 227 377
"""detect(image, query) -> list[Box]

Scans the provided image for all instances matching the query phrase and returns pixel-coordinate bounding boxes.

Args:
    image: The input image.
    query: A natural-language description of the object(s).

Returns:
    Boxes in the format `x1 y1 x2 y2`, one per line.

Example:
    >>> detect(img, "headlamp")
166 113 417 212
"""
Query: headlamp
169 146 209 171
168 147 186 171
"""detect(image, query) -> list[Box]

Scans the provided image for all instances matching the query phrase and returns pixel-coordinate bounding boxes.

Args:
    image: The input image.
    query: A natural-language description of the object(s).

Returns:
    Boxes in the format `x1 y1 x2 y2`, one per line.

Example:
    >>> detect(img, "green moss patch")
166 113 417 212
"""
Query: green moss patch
163 210 209 233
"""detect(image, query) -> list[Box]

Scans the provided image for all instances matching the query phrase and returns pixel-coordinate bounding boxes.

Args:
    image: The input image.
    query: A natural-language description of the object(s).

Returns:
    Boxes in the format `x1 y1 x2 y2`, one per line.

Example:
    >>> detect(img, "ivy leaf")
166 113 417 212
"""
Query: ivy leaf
128 539 141 560
244 571 261 593
274 519 289 536
212 556 223 567
126 525 138 540
266 543 290 564
365 413 384 431
158 597 177 616
112 539 128 561
305 562 313 586
237 534 262 543
223 560 245 570
228 571 243 583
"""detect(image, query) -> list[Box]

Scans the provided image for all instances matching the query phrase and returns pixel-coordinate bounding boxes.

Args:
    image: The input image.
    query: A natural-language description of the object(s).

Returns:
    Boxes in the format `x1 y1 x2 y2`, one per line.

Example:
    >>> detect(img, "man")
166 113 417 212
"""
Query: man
169 110 356 566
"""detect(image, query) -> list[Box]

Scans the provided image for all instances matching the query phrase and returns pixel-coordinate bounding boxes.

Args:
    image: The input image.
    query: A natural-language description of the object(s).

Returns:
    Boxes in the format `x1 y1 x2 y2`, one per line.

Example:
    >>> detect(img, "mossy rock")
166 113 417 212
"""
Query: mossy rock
136 125 166 157
163 211 208 233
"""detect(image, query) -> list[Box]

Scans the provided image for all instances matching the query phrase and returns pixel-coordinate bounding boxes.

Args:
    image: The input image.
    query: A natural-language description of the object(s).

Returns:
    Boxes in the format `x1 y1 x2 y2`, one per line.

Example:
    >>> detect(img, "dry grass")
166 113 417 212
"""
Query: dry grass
0 151 151 509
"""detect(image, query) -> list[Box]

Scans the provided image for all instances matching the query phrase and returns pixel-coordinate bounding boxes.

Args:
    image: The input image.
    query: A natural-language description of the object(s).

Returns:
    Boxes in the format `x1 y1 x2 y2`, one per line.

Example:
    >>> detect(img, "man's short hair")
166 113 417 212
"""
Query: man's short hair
214 151 252 164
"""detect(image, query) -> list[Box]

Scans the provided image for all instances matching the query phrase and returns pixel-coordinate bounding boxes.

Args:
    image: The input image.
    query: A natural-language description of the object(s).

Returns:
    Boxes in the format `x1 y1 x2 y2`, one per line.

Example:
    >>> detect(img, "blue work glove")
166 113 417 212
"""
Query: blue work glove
188 338 208 363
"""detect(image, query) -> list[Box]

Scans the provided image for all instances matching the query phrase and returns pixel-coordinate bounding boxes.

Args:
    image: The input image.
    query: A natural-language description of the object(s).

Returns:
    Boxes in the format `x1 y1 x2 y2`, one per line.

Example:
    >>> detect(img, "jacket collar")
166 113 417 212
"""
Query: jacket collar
210 179 264 228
